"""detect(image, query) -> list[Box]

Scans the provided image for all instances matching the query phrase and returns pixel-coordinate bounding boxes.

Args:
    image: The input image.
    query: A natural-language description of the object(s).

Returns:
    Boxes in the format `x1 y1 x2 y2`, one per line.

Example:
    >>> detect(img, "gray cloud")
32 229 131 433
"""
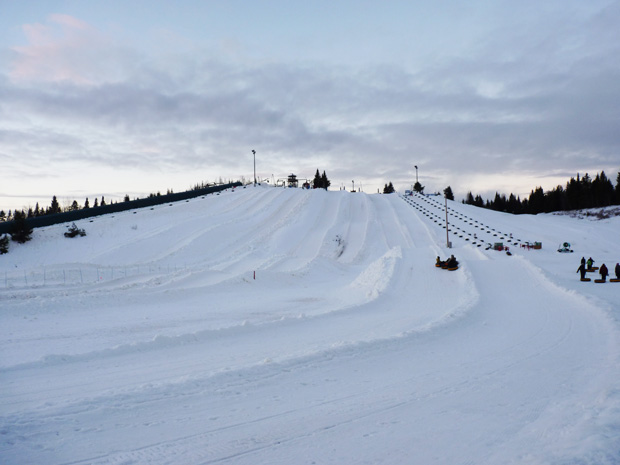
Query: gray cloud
1 2 619 209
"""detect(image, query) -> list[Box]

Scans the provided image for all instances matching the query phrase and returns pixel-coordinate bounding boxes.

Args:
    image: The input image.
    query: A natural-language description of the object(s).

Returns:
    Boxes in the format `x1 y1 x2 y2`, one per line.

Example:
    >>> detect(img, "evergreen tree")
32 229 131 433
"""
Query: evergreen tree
383 182 395 194
443 186 454 200
94 198 99 207
84 198 90 209
413 181 424 193
64 222 86 238
101 196 106 206
591 171 614 207
313 169 321 189
0 234 8 254
70 200 80 211
0 210 5 221
581 173 593 209
49 196 61 215
565 175 582 210
616 172 620 204
34 203 40 216
507 193 520 214
321 171 331 190
9 210 33 243
490 192 507 211
528 187 545 214
544 186 565 213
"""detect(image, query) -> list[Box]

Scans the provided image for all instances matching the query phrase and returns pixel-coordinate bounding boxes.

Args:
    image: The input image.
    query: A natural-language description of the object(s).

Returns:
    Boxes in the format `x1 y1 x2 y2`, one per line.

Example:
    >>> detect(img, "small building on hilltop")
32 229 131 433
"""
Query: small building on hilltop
287 173 298 188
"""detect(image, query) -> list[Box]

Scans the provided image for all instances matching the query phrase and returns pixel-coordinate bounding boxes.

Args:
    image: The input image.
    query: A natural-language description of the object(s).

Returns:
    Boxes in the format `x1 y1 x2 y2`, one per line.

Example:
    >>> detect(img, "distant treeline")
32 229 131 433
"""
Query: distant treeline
0 181 228 222
463 171 620 214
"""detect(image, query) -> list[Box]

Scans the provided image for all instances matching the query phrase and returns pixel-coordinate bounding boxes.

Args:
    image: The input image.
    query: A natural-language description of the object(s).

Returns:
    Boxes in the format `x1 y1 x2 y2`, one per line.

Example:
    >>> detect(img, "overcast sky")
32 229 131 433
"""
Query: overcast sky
1 0 619 212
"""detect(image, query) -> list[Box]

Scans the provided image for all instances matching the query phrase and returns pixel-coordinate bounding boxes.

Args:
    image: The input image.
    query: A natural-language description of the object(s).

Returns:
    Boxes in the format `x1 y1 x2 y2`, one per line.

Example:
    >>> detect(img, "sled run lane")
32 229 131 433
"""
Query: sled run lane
1 186 619 464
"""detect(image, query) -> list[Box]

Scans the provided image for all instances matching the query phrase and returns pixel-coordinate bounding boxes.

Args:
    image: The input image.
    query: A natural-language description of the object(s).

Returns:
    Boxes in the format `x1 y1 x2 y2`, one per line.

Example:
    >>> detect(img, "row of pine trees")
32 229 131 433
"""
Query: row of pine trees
0 189 179 223
312 170 331 190
463 171 620 214
0 195 113 222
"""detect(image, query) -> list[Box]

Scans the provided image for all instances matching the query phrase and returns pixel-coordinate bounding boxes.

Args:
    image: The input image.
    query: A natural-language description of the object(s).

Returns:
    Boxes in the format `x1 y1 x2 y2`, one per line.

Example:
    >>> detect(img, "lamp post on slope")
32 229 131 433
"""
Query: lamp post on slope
252 150 256 186
415 165 418 184
445 195 451 249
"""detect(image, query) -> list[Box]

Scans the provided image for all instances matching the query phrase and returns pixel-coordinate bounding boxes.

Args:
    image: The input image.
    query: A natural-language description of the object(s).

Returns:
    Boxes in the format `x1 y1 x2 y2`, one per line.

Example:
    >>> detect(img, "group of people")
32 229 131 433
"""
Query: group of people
577 257 620 282
436 255 459 269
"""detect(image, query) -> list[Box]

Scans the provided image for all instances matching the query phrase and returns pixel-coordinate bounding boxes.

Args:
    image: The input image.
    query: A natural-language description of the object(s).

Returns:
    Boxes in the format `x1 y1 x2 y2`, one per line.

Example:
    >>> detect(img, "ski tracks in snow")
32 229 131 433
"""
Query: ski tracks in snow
1 187 619 464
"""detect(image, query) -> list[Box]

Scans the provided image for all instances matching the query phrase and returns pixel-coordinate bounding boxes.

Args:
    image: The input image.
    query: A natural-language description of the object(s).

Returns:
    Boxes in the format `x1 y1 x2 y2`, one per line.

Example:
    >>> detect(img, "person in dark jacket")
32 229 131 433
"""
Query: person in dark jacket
446 255 459 268
615 263 620 280
599 263 609 282
577 262 587 280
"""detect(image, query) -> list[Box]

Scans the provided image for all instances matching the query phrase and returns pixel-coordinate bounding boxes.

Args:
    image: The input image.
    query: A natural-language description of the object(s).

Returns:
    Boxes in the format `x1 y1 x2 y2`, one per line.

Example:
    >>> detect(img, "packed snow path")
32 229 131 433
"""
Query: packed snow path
1 186 619 464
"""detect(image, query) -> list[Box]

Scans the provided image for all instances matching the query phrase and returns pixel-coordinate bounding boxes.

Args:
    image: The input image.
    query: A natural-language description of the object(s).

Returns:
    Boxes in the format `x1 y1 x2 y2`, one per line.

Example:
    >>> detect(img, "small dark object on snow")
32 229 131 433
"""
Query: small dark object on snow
64 223 86 238
557 242 573 253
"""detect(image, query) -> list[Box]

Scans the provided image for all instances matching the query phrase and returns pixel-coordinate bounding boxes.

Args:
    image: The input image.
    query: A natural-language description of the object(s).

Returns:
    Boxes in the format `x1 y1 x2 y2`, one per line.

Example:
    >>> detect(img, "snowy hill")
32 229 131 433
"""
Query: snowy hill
1 185 619 465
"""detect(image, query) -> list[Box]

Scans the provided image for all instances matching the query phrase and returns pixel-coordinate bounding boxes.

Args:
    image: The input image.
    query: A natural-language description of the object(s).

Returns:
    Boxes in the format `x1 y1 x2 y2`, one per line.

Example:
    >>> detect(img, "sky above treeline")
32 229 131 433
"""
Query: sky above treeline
1 0 619 212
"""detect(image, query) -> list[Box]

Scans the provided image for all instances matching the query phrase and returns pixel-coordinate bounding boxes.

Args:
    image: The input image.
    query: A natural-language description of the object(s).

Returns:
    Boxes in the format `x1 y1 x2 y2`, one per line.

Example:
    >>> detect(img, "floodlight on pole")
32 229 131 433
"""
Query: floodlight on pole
415 165 418 183
445 195 451 248
252 150 256 186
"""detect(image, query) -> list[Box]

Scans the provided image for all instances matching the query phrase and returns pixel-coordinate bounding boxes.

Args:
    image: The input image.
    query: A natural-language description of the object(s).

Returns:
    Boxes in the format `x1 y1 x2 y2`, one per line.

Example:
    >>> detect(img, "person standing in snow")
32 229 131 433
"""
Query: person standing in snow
577 262 587 280
615 263 620 280
587 257 594 269
599 263 609 282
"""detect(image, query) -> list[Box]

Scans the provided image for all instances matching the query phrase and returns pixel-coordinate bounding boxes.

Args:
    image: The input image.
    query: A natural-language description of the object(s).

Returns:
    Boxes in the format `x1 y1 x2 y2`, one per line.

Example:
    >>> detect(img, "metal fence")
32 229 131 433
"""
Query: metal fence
1 264 184 289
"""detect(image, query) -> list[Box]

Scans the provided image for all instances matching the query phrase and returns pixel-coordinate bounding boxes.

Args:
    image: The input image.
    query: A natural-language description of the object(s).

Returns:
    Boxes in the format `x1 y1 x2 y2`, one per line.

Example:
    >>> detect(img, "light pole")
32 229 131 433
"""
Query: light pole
252 150 256 186
415 165 418 184
352 180 355 192
445 195 451 248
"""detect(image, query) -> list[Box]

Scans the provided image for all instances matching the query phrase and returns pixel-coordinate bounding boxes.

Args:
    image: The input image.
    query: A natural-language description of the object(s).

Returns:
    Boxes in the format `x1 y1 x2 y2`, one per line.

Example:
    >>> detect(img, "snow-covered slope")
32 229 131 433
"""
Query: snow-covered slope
1 185 619 465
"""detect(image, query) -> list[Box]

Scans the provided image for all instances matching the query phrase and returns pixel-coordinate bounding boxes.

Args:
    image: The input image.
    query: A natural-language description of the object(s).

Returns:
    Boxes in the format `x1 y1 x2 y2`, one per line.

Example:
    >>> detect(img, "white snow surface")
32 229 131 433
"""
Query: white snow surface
1 186 619 464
